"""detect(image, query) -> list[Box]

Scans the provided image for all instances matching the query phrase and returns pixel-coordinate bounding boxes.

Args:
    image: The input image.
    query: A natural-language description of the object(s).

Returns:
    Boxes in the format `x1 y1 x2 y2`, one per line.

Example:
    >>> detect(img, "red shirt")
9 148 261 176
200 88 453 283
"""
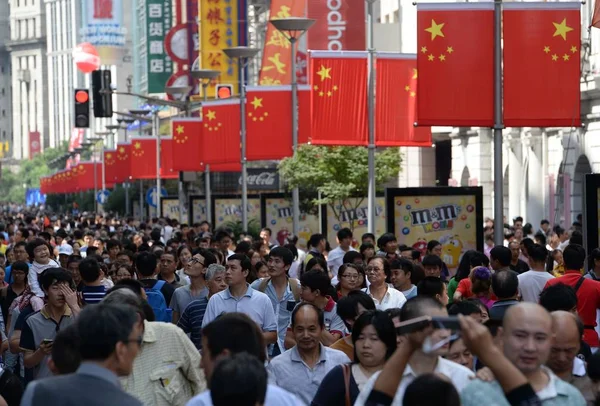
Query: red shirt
545 270 600 347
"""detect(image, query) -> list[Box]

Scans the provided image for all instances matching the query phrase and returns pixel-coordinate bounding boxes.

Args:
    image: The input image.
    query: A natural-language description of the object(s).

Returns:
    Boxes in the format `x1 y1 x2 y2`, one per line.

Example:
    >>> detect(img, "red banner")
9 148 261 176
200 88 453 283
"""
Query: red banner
376 54 432 147
115 143 131 183
160 137 178 179
309 51 368 146
503 3 581 127
416 3 494 126
104 149 119 184
73 162 101 192
129 137 157 180
29 131 41 159
172 118 203 171
200 100 241 165
307 0 365 51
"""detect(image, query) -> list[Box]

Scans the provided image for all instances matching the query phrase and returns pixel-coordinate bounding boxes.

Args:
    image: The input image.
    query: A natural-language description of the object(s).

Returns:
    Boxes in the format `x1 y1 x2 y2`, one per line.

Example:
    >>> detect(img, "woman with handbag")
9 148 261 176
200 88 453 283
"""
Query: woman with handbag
311 310 397 406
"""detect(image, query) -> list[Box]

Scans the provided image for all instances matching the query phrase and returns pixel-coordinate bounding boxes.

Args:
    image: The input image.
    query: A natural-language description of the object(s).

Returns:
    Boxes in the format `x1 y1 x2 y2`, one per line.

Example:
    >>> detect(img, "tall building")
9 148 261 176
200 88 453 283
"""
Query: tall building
7 0 48 160
0 0 12 157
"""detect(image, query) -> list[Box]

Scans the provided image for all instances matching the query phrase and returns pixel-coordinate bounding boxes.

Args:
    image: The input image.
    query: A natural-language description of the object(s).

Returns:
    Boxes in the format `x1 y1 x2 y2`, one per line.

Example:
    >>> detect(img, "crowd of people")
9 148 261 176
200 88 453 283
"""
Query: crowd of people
0 212 594 405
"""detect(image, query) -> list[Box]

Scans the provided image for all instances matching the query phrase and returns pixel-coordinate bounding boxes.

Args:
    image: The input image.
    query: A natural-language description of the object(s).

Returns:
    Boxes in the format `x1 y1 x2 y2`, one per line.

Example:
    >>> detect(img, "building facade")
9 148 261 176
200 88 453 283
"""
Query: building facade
0 0 12 157
7 0 48 160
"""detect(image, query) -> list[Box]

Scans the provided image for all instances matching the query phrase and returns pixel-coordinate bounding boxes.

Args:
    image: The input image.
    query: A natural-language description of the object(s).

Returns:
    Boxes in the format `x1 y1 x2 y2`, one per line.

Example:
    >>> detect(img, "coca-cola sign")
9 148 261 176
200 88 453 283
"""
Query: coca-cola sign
239 169 280 190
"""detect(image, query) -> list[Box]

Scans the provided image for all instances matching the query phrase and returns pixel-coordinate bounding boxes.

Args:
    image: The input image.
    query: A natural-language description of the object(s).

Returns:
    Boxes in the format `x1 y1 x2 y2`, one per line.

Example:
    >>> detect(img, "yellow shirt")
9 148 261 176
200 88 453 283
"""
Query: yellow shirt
120 320 206 406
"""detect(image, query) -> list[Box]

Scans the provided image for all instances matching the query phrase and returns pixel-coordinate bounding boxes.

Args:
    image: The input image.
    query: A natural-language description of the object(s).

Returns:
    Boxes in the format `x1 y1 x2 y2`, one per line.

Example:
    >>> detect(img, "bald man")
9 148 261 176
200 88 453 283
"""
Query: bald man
462 303 586 405
547 311 595 405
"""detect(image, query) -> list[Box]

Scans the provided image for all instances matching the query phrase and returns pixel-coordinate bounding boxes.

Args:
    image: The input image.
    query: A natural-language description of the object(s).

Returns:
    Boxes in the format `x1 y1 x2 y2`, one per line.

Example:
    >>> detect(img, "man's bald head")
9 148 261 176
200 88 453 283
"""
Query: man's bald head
551 311 579 341
547 311 581 376
503 303 552 331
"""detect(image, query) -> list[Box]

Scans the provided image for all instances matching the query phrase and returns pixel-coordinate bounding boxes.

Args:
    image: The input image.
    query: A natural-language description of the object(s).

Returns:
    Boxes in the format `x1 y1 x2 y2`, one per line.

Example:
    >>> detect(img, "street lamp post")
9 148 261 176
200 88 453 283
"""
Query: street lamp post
166 85 193 224
191 69 221 226
130 109 152 218
269 18 315 236
121 118 135 216
89 134 108 213
222 47 259 233
366 0 376 234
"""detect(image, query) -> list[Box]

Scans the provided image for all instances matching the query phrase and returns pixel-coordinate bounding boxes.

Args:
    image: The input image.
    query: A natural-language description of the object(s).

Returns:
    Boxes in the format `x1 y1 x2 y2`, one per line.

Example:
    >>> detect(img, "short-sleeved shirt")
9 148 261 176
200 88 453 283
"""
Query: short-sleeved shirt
250 278 300 355
19 306 75 380
287 296 347 339
267 344 351 405
518 270 554 303
510 259 530 274
545 271 600 347
81 285 107 305
201 285 278 333
177 297 209 350
186 384 305 406
362 285 407 310
170 285 208 315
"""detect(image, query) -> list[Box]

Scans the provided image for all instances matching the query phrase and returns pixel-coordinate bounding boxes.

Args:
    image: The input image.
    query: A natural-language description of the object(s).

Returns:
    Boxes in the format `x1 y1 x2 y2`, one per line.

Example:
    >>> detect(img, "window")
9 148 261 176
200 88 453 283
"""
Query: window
1 110 5 117
1 88 5 96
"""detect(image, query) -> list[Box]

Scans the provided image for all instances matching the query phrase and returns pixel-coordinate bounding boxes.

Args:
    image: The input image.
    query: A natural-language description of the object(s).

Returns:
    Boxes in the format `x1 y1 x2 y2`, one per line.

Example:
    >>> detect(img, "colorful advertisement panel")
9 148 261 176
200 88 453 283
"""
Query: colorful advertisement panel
307 0 365 51
161 198 188 223
80 0 127 65
262 195 321 249
386 187 483 273
146 0 173 93
191 197 208 224
214 198 261 229
325 197 386 248
200 0 240 97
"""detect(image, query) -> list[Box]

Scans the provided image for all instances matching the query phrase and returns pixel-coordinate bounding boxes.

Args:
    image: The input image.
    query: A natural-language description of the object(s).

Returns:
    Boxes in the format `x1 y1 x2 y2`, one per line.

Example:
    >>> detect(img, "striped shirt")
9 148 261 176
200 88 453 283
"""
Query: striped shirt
81 285 107 305
177 297 209 350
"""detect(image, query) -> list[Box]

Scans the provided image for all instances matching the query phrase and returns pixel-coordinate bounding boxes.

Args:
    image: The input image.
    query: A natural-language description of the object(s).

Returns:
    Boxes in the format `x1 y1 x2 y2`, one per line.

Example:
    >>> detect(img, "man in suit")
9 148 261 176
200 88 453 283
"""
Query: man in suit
20 302 144 406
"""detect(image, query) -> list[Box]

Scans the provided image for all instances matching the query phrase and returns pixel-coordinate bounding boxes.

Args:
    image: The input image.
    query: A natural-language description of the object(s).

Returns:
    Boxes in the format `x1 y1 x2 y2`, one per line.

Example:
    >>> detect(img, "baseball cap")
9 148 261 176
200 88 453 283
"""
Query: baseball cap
58 245 74 256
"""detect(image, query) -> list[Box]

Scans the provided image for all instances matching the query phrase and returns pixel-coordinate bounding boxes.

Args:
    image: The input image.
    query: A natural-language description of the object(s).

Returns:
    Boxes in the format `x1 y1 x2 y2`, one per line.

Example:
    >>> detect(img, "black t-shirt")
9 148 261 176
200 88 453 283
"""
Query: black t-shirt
510 260 530 274
0 285 20 322
312 364 359 406
139 279 176 306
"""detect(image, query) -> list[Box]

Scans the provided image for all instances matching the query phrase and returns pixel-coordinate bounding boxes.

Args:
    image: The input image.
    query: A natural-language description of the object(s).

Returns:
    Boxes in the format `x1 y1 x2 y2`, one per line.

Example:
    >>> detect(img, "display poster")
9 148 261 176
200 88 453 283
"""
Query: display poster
392 194 479 271
191 197 208 224
161 198 187 223
146 0 173 93
264 197 320 249
325 197 386 248
214 198 261 229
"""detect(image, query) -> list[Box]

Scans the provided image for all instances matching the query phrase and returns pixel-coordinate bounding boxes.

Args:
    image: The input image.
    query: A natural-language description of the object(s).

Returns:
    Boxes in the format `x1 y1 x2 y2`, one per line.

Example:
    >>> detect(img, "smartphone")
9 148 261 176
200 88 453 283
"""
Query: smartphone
430 316 462 331
41 339 54 345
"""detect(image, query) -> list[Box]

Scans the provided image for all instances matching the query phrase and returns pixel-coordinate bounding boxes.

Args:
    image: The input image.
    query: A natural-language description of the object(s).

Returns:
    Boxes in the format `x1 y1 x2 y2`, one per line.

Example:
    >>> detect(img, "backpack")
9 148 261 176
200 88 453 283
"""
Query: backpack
144 280 173 323
258 277 301 302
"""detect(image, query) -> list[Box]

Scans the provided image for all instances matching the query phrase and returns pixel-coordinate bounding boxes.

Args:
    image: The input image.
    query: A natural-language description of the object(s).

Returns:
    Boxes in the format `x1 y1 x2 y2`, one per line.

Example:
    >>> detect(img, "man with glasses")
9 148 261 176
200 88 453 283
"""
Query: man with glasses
251 247 301 357
171 249 216 324
4 241 28 283
21 303 144 406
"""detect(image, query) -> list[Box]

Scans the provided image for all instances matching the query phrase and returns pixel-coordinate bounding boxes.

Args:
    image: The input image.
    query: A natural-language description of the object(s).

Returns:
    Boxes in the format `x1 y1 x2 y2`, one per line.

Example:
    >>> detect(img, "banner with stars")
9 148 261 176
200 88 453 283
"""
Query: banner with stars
129 137 158 180
376 53 432 147
104 149 119 184
416 3 494 126
245 85 310 160
200 99 241 165
309 51 368 146
503 2 581 127
159 137 178 179
171 118 204 171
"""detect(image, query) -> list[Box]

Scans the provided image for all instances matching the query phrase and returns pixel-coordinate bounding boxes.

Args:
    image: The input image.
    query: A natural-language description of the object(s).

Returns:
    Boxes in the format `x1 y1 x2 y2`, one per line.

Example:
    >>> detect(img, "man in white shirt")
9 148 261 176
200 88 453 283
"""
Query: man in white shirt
354 296 473 406
326 228 356 280
186 313 304 406
518 244 554 303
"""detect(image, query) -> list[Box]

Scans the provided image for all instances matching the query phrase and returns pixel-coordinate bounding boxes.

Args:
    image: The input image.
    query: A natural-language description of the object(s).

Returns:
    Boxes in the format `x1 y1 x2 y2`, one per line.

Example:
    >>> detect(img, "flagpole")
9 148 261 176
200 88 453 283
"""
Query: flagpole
203 86 212 228
367 0 377 234
493 0 504 245
153 110 162 217
291 37 300 237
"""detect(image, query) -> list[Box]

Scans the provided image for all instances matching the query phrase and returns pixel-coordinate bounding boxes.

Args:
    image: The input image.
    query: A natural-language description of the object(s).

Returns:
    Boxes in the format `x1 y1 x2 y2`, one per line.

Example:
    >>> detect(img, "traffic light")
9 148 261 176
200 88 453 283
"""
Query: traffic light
216 84 233 99
74 89 90 128
91 69 113 118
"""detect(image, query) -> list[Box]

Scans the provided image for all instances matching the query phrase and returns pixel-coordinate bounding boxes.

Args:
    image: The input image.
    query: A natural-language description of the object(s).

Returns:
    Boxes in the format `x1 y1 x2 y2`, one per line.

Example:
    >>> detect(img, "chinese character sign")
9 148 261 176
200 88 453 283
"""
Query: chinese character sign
80 0 127 65
200 0 240 97
146 0 173 93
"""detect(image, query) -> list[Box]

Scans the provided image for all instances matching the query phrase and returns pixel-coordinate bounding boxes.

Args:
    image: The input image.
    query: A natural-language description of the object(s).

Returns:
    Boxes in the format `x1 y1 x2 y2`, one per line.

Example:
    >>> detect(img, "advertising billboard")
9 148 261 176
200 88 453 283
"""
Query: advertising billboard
80 0 127 65
146 0 173 93
214 197 261 229
262 194 321 249
325 197 386 248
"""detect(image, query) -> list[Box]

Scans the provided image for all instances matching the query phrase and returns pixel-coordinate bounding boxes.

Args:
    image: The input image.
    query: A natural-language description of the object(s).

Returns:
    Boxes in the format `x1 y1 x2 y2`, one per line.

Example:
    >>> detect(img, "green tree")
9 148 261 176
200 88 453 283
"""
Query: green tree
278 145 402 231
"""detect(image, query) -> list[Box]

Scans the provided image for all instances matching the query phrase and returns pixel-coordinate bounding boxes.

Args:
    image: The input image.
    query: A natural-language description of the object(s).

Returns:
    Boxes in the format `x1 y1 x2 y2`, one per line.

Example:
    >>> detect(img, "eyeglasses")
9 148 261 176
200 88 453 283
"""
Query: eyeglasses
189 257 205 266
341 274 360 280
123 336 144 347
366 267 382 273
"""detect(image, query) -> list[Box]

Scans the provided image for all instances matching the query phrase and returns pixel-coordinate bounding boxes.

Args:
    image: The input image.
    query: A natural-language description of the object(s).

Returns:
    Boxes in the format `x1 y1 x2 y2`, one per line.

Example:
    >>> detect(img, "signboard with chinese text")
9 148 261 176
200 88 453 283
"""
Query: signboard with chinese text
146 0 173 93
200 0 240 97
80 0 127 65
386 187 483 274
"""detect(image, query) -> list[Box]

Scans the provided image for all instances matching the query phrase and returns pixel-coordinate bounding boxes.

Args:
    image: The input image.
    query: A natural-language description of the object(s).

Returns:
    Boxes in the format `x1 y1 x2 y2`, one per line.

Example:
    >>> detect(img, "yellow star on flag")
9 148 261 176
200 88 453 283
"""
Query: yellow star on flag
562 54 569 61
106 153 112 159
250 97 263 110
421 46 428 53
317 65 332 81
552 54 558 62
543 46 550 54
552 18 573 41
425 19 445 41
119 147 125 153
176 125 184 134
446 46 454 54
134 142 141 149
428 54 435 62
570 45 577 54
412 69 418 79
439 54 446 62
206 110 216 121
410 91 416 97
405 85 410 91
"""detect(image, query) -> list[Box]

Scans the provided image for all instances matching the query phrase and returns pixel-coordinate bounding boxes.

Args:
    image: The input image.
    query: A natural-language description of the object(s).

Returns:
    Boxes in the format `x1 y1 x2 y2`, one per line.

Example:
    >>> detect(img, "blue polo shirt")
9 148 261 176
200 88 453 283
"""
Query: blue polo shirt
201 284 277 333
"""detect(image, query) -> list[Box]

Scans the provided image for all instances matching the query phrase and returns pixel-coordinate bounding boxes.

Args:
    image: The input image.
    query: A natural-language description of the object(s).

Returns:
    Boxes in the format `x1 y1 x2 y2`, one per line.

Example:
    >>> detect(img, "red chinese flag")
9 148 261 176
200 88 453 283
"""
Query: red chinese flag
160 137 178 179
74 163 100 191
200 100 241 165
172 118 203 171
376 54 432 147
115 143 131 183
310 51 368 145
129 137 157 180
593 0 600 29
246 86 294 161
104 149 118 184
503 3 581 127
417 3 494 126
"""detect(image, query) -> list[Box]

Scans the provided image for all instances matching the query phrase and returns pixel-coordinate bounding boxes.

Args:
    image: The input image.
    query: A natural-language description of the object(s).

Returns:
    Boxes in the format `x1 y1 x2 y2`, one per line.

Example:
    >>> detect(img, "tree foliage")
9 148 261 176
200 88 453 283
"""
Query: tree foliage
0 143 68 204
278 145 402 230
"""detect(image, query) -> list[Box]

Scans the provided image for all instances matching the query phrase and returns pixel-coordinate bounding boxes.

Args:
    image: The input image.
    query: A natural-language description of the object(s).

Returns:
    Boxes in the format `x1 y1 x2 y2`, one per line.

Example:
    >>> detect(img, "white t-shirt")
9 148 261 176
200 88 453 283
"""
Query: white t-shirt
517 270 555 303
185 384 305 406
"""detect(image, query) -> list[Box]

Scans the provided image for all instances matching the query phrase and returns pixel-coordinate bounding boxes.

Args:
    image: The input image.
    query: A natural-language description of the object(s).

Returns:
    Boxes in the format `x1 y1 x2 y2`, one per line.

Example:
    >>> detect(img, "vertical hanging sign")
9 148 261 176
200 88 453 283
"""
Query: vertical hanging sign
146 0 173 93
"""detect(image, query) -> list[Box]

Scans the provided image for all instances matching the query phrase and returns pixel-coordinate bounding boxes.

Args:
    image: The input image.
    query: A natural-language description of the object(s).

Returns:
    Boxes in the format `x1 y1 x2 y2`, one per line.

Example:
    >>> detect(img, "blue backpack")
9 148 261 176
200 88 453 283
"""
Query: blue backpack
144 280 173 323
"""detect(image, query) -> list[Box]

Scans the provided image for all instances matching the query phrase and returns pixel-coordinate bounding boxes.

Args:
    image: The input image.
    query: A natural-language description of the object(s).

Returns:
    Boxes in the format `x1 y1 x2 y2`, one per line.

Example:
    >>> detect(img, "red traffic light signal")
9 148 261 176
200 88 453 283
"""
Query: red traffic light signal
74 88 90 128
75 90 89 103
216 84 233 99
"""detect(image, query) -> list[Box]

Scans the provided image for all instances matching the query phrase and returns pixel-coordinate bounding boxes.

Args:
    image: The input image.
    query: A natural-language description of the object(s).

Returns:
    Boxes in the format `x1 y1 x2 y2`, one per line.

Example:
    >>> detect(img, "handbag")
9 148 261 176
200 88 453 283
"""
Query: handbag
342 364 351 406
